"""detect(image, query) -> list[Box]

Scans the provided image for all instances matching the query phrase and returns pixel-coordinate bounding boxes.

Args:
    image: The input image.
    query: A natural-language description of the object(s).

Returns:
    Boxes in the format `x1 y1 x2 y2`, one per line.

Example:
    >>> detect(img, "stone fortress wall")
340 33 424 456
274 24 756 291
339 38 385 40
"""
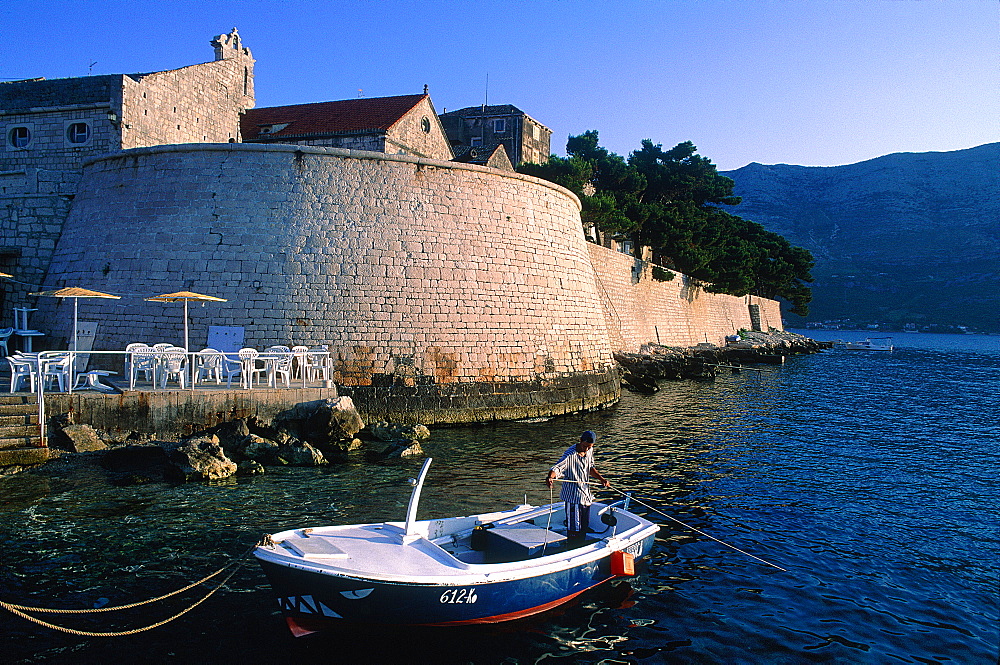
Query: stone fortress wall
588 243 783 350
35 143 623 419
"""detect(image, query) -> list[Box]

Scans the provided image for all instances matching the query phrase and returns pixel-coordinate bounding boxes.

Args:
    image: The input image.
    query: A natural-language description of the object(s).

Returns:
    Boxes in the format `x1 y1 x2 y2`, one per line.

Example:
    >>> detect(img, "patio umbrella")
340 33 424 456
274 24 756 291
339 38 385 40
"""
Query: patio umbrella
30 287 122 391
30 287 122 353
0 271 11 278
144 291 227 352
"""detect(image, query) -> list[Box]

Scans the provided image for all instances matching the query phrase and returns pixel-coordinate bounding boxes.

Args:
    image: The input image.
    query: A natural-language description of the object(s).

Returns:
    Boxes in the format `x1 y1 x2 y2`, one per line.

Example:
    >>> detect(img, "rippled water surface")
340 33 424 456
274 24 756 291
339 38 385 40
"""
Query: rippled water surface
1 332 997 663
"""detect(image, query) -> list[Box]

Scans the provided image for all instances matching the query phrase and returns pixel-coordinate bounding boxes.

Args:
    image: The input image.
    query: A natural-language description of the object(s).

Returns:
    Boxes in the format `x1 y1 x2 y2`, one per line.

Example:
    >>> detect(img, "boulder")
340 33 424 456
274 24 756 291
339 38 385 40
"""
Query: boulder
241 434 280 464
276 440 326 466
236 460 265 476
214 419 251 459
55 424 107 453
167 435 237 481
302 397 365 443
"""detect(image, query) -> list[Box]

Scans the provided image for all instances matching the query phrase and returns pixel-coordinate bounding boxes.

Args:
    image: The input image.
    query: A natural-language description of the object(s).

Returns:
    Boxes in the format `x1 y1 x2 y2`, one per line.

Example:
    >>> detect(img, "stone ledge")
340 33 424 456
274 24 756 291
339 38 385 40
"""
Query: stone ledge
0 447 49 467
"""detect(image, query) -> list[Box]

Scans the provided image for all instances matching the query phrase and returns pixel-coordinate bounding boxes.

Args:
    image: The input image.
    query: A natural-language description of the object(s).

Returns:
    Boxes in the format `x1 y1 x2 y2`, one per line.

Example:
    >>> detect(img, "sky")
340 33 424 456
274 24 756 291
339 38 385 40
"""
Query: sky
2 0 998 171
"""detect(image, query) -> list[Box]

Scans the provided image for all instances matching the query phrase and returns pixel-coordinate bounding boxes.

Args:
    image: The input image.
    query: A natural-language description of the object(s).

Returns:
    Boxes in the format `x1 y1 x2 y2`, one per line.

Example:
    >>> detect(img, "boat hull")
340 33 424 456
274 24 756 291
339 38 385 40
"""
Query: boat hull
258 533 655 628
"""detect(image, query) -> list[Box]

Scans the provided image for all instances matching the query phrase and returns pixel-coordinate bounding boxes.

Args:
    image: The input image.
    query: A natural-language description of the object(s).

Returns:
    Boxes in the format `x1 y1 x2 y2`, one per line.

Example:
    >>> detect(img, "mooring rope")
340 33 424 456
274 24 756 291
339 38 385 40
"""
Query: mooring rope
553 479 787 571
0 546 253 637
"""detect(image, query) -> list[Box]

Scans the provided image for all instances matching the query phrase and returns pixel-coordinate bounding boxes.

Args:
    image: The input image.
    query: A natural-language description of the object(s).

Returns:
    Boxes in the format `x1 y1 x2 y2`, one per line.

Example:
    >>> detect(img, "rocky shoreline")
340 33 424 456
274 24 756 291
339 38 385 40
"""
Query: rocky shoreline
616 330 832 393
40 397 428 485
15 331 830 482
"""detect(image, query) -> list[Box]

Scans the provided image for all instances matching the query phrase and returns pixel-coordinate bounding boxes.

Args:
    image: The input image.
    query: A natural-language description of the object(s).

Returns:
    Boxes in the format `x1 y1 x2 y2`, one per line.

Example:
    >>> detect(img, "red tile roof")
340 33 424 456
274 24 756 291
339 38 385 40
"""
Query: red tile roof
241 94 426 140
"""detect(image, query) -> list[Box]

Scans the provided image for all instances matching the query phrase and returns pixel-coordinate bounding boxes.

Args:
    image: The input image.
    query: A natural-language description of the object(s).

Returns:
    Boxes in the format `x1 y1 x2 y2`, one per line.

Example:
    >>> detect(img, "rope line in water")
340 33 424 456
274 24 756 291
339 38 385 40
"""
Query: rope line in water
0 546 253 637
553 479 787 572
0 568 240 637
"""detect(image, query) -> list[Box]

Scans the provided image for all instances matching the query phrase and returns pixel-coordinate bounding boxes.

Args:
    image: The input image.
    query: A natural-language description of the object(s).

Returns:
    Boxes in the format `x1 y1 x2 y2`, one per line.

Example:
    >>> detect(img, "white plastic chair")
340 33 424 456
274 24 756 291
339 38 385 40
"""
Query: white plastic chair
158 347 187 389
40 354 72 392
237 348 263 389
124 342 145 380
7 356 36 392
0 328 13 357
195 349 241 387
128 344 157 389
306 348 331 383
291 345 309 379
268 352 293 388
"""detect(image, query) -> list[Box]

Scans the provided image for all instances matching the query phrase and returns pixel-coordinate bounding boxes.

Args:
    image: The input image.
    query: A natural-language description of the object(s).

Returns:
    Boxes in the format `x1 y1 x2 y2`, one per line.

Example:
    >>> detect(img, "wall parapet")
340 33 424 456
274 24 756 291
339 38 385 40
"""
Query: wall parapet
82 142 582 211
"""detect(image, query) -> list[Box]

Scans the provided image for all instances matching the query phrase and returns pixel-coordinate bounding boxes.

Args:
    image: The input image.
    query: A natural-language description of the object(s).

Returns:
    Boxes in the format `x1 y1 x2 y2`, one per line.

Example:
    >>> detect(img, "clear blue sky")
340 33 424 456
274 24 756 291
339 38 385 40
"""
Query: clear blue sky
3 0 998 171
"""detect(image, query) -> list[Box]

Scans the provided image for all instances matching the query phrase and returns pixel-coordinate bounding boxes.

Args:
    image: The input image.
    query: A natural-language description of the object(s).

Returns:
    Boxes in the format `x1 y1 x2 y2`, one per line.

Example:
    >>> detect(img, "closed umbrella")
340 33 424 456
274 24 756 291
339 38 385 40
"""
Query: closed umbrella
144 291 228 352
30 287 121 391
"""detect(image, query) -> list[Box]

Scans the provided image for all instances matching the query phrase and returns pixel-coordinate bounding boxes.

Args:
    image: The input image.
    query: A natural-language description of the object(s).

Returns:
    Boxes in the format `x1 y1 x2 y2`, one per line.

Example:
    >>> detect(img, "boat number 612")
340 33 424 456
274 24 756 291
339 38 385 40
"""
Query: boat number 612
439 588 478 604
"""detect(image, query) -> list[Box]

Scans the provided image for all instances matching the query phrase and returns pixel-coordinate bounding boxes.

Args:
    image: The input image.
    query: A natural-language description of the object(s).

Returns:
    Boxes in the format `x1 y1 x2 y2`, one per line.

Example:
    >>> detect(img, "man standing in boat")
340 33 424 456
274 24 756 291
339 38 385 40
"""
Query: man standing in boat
546 430 611 541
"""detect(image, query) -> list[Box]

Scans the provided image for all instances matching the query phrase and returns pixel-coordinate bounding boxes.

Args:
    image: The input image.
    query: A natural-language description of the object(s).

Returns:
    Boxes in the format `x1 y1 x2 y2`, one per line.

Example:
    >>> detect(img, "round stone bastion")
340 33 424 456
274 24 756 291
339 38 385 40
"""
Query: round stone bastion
38 143 621 423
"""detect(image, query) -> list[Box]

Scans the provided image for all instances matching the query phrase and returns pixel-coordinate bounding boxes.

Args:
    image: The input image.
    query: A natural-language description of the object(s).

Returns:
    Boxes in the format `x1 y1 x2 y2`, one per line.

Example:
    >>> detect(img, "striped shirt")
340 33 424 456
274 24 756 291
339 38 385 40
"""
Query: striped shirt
550 445 595 505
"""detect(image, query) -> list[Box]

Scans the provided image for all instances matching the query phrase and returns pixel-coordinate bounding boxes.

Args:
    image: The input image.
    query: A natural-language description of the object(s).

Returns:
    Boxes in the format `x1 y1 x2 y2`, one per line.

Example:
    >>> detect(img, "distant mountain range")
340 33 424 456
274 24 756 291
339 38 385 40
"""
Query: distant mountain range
722 143 1000 332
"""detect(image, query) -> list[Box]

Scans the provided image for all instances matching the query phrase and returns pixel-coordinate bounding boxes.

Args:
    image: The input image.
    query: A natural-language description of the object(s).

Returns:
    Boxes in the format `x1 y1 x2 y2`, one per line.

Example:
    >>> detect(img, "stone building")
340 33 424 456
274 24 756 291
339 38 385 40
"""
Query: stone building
242 92 453 161
450 144 514 171
3 29 782 425
439 104 551 166
0 28 254 317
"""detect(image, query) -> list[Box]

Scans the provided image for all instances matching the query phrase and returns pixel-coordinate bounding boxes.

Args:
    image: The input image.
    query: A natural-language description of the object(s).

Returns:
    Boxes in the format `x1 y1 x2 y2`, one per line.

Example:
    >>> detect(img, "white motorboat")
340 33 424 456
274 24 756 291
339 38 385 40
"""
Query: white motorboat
842 337 894 351
254 458 659 635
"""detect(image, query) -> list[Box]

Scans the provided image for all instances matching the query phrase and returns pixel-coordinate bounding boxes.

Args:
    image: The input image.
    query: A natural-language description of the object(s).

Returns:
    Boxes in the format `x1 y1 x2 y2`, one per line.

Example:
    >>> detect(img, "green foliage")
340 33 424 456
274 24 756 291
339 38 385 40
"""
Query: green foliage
651 266 674 282
518 131 814 316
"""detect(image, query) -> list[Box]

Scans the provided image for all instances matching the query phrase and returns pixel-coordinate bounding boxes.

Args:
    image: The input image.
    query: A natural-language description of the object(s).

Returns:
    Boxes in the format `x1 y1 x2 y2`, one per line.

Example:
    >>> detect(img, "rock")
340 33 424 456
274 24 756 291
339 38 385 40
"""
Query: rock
55 424 107 453
302 397 365 443
276 441 326 466
247 415 285 442
214 419 251 459
236 460 265 476
167 435 237 481
241 434 280 464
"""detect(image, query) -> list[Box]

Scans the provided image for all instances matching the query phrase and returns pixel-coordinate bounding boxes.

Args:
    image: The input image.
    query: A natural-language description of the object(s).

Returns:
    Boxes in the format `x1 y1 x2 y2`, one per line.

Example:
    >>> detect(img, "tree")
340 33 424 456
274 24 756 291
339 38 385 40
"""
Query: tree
519 132 815 315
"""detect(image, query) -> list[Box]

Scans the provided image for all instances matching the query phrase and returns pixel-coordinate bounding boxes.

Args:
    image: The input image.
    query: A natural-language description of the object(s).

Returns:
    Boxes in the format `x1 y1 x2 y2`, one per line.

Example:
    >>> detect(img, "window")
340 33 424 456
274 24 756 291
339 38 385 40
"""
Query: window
9 127 30 148
531 123 539 140
420 116 431 133
491 118 506 133
470 136 483 147
67 122 90 144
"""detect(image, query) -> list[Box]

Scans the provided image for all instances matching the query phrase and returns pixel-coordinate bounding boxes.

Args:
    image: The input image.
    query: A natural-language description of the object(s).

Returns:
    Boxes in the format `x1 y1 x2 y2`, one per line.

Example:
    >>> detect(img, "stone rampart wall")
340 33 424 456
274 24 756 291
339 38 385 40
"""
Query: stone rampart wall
0 194 73 327
587 243 783 350
36 144 617 395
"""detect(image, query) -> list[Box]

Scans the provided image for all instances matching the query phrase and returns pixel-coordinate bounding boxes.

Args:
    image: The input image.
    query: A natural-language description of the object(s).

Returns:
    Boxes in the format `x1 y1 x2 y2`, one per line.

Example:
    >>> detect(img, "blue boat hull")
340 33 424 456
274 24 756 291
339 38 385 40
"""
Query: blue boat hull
258 533 655 629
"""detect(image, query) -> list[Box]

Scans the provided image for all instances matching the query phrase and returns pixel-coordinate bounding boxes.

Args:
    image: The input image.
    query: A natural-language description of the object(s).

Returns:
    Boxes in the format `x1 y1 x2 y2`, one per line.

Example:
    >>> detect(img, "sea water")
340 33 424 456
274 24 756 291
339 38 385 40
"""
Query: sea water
0 332 996 663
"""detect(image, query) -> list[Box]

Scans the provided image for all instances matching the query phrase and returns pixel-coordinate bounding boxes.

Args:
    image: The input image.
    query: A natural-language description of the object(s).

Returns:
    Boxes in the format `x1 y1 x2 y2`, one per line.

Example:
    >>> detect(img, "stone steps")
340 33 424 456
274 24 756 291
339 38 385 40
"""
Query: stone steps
0 393 43 458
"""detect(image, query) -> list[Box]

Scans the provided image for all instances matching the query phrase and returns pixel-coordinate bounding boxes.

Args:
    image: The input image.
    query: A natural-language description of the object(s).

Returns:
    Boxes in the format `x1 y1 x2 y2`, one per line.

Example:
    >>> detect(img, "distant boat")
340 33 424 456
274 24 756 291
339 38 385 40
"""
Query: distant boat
841 337 894 351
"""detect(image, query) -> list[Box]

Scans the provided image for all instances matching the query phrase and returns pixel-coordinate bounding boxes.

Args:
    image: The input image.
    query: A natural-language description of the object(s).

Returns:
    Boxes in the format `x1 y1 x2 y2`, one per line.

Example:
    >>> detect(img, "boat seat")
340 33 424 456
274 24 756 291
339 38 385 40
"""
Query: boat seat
283 536 350 559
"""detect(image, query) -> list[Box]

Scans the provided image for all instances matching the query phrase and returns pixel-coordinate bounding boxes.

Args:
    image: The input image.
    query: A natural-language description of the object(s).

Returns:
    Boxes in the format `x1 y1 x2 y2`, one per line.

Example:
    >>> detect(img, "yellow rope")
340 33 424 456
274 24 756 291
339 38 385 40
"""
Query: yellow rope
3 561 238 614
1 546 253 615
0 568 239 638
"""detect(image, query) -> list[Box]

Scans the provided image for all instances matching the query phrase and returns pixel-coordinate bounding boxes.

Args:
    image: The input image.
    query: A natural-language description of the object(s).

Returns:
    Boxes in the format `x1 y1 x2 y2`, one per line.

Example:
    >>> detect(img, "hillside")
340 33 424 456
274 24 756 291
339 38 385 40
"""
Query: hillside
723 143 1000 331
